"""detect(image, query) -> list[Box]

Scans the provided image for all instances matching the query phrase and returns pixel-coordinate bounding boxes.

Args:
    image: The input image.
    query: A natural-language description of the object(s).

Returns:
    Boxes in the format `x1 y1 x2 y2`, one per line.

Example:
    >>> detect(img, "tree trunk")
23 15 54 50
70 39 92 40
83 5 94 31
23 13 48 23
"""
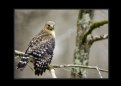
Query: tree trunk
71 10 94 78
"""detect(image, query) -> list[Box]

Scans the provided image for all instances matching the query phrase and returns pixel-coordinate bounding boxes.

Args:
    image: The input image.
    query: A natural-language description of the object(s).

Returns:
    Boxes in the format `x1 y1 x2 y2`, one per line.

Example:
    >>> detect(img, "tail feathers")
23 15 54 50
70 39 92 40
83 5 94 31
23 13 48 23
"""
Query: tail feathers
17 56 29 70
34 58 52 76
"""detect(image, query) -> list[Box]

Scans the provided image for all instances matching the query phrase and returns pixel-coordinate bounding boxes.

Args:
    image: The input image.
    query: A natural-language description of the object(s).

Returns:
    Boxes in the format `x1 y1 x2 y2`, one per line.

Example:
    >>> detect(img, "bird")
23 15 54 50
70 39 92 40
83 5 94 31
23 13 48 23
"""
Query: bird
17 21 55 76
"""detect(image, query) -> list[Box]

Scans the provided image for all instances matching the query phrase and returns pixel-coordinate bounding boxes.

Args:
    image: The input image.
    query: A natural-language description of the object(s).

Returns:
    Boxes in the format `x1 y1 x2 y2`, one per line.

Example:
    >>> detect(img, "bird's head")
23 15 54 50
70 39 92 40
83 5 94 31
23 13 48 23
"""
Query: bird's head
44 21 55 31
44 21 55 37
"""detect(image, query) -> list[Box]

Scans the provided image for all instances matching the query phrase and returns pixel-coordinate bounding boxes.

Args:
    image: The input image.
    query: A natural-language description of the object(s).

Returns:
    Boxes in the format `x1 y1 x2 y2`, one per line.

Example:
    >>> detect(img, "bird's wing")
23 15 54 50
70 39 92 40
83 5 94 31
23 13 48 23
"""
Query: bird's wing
25 31 55 76
25 32 55 58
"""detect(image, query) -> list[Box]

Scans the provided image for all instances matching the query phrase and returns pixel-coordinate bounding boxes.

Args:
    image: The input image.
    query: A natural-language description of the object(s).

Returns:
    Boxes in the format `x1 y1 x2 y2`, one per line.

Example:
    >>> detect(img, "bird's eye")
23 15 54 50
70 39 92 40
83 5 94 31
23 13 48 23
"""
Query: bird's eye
48 25 50 27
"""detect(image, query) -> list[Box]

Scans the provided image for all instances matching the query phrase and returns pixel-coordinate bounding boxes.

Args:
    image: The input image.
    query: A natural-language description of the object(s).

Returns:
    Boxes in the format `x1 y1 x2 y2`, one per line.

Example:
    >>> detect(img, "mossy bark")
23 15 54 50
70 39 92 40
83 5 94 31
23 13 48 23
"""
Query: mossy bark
71 10 94 78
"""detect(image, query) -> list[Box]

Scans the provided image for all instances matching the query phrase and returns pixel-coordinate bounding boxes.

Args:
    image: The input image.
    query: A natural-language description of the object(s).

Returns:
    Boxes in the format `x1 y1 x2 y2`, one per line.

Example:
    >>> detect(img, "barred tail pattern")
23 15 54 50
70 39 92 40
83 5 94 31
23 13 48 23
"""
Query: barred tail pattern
34 56 52 76
17 54 29 70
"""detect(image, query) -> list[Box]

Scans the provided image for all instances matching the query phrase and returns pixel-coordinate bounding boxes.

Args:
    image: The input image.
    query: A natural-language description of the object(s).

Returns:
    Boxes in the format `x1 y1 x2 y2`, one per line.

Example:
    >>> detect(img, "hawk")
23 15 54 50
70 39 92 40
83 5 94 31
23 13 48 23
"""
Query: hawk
17 21 55 76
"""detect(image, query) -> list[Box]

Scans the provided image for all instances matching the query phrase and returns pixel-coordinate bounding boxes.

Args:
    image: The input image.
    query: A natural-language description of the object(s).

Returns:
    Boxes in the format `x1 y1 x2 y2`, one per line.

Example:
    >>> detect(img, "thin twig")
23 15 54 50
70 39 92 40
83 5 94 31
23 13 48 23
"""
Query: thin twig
50 68 57 78
15 50 108 72
96 66 103 78
87 34 108 44
51 64 108 72
15 50 25 56
27 64 34 71
92 34 108 42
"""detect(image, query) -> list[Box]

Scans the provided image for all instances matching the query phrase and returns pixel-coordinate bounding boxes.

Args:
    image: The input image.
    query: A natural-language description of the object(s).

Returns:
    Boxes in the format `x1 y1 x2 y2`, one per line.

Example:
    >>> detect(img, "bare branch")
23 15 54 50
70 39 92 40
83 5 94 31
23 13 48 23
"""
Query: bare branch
15 50 24 59
15 50 108 72
15 50 24 56
96 66 103 78
87 34 108 44
15 50 108 78
51 64 108 72
50 68 57 78
82 20 108 44
15 50 33 61
93 34 108 41
89 20 108 34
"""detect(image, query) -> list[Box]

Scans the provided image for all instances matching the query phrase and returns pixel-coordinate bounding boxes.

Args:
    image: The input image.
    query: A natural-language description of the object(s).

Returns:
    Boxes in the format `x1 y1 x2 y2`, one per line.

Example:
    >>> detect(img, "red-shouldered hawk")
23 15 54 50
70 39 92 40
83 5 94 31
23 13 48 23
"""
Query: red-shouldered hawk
17 21 55 76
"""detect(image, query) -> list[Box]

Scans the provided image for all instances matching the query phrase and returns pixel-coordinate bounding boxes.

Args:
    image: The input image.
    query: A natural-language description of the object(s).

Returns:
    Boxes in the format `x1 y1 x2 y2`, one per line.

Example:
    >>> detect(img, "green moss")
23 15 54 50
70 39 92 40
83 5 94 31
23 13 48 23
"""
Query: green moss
90 20 108 31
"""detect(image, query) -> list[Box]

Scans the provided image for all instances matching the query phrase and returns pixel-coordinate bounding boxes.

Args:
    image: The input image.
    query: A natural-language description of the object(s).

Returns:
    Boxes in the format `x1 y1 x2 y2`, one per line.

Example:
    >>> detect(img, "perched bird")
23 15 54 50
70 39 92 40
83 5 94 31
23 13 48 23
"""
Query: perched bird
17 21 55 76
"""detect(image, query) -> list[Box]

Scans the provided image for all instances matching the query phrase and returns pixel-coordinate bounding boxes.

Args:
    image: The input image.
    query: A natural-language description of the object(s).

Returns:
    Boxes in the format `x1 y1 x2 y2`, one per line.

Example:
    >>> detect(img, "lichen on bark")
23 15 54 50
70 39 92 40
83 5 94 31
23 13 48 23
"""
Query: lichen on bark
71 10 94 78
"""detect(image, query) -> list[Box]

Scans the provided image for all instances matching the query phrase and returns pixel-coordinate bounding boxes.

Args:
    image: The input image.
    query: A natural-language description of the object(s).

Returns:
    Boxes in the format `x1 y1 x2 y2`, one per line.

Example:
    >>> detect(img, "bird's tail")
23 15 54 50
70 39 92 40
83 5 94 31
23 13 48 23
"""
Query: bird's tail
34 57 52 76
16 54 29 70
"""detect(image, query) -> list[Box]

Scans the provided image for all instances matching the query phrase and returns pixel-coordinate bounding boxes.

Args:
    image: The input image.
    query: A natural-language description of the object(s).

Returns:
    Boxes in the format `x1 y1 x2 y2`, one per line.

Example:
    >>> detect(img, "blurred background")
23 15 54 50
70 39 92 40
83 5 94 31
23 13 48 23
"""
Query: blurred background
14 9 108 78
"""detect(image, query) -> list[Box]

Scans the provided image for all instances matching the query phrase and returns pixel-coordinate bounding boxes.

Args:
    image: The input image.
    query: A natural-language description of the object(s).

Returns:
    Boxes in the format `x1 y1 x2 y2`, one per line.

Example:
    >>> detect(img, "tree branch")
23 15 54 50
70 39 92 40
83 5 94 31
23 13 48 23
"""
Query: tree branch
15 50 108 73
82 20 108 44
87 34 108 44
50 68 57 78
88 20 108 35
15 50 108 78
96 66 103 78
92 34 108 42
15 50 57 78
15 50 24 56
51 64 108 72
